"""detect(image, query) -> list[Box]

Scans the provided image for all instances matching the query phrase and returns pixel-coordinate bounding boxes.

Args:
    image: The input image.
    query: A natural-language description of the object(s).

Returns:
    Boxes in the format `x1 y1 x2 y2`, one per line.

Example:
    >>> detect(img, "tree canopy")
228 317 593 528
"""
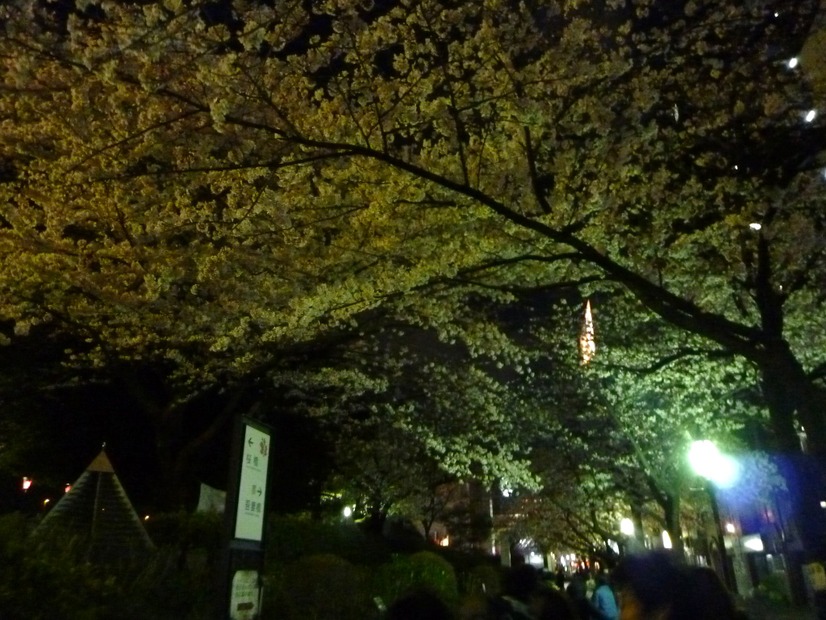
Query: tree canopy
1 1 826 553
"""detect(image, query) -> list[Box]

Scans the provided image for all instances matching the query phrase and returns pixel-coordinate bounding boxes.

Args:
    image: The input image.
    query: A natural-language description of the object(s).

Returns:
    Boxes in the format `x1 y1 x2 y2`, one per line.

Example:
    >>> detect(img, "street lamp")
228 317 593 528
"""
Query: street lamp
620 517 638 555
689 440 739 592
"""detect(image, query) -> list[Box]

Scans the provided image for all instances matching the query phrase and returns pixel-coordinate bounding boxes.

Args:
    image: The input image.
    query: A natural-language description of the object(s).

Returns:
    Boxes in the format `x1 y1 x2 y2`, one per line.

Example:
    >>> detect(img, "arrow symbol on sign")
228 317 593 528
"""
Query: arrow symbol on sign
257 488 262 496
248 438 253 447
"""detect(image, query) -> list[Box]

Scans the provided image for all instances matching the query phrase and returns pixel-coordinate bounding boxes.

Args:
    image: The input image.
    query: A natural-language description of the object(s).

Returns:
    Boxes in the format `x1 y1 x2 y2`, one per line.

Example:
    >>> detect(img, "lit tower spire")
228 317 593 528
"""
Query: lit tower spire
579 299 596 365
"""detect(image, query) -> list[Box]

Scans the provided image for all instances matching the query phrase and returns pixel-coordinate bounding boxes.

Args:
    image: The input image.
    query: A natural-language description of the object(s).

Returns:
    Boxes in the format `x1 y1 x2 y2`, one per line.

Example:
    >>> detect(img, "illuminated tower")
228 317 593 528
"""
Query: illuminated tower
579 299 595 365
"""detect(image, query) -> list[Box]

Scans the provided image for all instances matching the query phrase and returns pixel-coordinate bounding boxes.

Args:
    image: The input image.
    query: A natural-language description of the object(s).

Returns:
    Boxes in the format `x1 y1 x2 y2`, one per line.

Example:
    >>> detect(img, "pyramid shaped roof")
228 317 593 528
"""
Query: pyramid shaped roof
35 450 154 562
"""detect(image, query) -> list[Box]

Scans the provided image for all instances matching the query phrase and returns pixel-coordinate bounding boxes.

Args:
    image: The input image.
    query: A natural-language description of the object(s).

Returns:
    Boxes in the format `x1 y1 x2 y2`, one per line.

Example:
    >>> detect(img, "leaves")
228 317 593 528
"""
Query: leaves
1 0 824 527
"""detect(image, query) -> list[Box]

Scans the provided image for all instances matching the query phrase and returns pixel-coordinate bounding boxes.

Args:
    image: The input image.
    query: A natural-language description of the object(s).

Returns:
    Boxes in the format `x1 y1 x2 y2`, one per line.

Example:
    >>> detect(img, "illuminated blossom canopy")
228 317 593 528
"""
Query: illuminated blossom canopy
0 1 825 473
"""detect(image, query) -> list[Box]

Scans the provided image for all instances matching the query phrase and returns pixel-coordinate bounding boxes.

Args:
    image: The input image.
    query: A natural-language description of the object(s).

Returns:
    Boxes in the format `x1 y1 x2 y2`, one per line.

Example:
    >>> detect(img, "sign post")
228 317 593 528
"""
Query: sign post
220 417 272 620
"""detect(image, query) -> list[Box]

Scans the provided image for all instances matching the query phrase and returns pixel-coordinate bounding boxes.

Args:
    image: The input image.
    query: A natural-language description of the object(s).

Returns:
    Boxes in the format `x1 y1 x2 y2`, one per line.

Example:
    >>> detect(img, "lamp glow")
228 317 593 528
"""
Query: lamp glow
689 440 739 489
742 535 764 552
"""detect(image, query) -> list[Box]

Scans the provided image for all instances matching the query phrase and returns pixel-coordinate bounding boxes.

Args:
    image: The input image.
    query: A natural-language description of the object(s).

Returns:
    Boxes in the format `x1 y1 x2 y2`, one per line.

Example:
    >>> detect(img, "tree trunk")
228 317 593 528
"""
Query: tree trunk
364 506 389 535
759 342 826 455
758 345 826 611
630 503 645 553
661 492 684 556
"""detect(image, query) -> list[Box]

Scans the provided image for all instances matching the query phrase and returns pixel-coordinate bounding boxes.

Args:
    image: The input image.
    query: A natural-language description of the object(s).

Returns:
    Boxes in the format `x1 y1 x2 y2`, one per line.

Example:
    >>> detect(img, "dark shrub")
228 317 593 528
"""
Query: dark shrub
266 513 388 564
265 553 374 620
373 550 459 610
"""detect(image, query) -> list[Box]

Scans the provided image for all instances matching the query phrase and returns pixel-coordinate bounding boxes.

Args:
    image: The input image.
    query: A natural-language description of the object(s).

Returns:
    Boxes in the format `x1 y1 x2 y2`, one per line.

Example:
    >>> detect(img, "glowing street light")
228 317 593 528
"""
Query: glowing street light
620 517 643 555
21 477 32 492
688 440 739 489
342 506 353 518
689 440 738 591
805 109 817 123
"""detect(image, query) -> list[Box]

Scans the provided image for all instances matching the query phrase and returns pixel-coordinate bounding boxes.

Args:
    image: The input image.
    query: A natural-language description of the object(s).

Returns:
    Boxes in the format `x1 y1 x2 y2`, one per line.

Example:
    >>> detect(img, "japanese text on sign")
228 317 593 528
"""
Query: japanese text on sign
234 425 270 541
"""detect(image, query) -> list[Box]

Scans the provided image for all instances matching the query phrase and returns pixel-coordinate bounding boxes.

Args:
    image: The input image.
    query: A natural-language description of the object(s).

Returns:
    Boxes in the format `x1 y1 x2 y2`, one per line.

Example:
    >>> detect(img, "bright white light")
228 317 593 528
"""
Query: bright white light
805 109 817 123
725 522 736 534
743 535 764 552
620 518 635 537
820 500 826 509
689 441 720 479
787 57 799 69
662 531 673 549
342 506 353 518
715 455 740 489
749 222 762 231
502 487 513 498
688 440 740 488
21 477 32 491
774 12 779 17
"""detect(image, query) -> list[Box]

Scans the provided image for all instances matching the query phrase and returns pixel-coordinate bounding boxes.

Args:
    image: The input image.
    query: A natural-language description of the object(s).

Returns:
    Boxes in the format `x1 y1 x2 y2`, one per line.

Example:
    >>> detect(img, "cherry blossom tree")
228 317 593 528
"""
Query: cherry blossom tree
2 1 826 580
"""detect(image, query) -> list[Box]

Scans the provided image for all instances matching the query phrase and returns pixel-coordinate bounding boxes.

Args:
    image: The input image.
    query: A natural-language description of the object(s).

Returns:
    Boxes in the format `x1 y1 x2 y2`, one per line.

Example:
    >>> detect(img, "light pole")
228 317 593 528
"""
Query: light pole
688 440 739 592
